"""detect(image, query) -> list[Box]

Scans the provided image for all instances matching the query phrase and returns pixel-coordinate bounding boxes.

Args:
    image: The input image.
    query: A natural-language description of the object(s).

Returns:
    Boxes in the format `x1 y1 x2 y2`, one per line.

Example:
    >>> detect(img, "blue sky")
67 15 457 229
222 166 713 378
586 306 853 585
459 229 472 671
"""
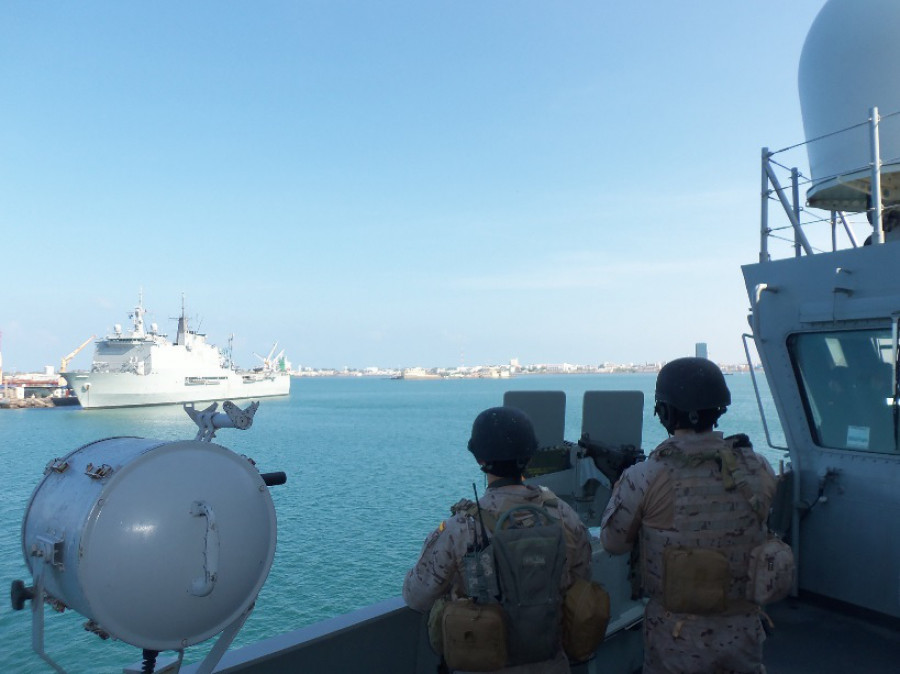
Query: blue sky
1 2 828 372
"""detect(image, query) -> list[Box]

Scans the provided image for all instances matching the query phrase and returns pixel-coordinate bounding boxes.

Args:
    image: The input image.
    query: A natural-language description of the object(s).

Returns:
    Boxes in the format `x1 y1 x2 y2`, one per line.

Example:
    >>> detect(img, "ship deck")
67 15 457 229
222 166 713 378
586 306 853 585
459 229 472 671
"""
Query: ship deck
764 593 900 673
156 592 900 674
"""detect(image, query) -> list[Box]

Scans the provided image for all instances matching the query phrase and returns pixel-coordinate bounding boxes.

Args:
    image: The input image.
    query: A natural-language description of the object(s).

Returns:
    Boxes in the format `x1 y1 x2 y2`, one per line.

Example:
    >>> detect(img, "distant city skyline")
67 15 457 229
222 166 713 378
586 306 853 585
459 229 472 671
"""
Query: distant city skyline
1 348 756 378
2 2 828 372
287 360 755 379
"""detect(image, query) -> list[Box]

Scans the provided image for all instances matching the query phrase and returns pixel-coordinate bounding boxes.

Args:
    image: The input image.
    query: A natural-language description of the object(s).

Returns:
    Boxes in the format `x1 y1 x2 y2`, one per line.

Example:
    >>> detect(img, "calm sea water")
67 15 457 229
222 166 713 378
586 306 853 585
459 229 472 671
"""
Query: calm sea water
0 373 785 673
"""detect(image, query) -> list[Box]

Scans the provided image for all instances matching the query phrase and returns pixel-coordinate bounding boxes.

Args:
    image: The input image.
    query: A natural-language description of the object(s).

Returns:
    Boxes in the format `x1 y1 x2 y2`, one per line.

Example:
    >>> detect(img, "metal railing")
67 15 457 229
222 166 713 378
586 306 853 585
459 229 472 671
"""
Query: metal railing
759 106 899 262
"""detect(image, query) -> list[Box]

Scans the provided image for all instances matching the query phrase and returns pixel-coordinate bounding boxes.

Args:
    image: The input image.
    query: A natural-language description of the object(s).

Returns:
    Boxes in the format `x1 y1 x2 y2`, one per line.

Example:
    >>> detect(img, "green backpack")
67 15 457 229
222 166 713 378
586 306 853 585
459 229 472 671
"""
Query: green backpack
489 503 567 666
435 498 568 670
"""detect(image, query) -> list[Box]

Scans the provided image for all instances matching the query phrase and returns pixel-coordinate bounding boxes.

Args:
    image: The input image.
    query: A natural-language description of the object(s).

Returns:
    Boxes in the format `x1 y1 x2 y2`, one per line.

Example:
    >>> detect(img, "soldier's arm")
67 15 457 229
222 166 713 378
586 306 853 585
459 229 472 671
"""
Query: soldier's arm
558 502 593 582
599 465 646 555
571 526 592 582
402 518 465 613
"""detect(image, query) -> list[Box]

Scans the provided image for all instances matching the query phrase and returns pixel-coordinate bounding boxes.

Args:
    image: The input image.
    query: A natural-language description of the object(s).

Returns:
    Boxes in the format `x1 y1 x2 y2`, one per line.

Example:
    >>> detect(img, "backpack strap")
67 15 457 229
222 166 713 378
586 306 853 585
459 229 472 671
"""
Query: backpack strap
722 437 767 521
450 498 476 515
451 498 498 536
451 487 563 539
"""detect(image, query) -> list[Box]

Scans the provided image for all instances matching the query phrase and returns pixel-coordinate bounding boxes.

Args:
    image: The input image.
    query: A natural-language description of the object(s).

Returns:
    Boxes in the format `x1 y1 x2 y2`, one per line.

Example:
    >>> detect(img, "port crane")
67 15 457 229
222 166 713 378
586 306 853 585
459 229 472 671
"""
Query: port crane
253 342 281 370
60 336 95 373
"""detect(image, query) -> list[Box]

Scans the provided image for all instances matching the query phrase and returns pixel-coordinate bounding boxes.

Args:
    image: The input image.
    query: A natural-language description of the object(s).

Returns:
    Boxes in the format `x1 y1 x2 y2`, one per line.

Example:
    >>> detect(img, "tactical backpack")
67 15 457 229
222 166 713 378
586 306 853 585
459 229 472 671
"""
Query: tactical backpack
431 495 609 670
653 435 794 613
433 500 565 671
492 504 567 665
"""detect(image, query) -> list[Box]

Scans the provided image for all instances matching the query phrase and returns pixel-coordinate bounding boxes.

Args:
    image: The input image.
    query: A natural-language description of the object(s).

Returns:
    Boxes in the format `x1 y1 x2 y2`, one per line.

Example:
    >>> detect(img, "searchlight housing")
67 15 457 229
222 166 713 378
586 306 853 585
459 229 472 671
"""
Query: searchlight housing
10 400 285 674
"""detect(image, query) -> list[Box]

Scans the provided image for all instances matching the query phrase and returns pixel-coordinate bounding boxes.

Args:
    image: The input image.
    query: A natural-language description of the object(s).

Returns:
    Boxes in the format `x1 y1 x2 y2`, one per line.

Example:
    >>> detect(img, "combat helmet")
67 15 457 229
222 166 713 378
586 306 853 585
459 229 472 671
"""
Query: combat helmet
468 406 538 475
654 357 730 433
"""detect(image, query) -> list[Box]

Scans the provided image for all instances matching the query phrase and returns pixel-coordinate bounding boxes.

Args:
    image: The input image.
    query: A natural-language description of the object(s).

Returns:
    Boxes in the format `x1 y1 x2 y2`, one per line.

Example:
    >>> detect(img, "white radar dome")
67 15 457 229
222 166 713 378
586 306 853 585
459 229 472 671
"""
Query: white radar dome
21 437 277 651
799 0 900 211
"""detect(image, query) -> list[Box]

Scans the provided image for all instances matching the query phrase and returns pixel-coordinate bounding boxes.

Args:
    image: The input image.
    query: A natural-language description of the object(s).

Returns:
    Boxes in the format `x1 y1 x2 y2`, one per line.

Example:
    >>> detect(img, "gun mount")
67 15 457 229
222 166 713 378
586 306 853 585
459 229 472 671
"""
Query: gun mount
577 433 645 485
504 389 646 528
185 400 259 442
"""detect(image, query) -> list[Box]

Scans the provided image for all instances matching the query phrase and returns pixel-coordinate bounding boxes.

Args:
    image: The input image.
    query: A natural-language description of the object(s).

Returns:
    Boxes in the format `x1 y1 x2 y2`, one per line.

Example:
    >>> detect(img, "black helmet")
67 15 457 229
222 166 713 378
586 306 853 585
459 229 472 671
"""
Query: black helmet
656 357 731 410
468 407 538 469
655 358 730 432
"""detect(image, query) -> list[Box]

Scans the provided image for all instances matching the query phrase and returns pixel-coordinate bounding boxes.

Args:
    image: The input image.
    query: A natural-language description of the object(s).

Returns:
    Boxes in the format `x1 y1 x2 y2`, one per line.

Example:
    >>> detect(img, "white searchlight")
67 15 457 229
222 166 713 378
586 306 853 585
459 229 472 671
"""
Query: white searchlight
10 401 285 674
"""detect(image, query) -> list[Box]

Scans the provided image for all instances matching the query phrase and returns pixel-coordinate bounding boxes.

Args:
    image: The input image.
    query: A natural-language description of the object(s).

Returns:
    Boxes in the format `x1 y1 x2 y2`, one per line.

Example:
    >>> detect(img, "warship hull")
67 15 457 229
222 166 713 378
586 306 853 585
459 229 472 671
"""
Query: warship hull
64 370 290 409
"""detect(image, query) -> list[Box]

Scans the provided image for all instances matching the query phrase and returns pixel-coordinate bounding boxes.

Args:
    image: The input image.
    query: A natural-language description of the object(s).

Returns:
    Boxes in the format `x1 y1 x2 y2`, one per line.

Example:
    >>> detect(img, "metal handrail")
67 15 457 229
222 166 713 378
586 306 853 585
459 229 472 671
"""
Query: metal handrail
742 333 788 451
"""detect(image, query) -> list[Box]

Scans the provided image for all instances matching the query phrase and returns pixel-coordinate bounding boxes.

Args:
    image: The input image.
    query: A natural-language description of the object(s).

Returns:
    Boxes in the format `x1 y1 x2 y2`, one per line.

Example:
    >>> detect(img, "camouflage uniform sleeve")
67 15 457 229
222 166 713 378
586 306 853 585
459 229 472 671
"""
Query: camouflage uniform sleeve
402 515 470 613
751 449 778 513
599 462 649 555
557 500 592 583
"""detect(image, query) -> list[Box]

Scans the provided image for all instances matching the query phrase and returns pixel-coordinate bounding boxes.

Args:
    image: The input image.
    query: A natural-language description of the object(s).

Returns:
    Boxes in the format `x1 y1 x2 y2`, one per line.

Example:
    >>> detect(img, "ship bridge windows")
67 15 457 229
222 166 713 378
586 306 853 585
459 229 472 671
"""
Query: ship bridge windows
789 329 898 453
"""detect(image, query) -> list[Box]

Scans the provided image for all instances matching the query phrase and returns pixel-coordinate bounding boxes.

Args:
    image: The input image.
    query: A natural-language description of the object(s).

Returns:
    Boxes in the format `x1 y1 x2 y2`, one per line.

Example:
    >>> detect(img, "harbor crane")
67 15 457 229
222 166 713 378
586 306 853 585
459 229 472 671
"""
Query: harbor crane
61 336 95 373
254 342 279 370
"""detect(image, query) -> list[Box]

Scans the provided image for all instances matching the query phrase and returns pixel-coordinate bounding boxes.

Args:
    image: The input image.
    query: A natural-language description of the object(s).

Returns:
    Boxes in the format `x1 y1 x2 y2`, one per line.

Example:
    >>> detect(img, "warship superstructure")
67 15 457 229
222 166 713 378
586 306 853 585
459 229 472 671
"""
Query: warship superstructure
63 295 290 409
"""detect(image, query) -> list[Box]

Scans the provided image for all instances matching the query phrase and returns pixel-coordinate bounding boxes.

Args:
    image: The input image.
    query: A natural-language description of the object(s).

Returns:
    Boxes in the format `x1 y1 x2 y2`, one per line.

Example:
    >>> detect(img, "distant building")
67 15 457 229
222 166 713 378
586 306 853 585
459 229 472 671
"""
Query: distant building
695 342 708 359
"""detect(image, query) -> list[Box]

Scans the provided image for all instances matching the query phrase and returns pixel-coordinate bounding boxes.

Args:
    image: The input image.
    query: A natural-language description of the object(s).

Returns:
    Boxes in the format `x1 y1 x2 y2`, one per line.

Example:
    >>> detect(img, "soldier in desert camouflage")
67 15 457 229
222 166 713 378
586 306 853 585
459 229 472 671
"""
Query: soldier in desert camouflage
601 357 777 674
403 406 592 673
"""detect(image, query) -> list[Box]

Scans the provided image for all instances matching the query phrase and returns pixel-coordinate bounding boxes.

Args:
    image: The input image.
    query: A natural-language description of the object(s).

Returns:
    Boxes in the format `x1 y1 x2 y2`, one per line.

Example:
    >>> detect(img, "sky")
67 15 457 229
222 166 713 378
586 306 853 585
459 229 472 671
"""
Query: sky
0 1 832 372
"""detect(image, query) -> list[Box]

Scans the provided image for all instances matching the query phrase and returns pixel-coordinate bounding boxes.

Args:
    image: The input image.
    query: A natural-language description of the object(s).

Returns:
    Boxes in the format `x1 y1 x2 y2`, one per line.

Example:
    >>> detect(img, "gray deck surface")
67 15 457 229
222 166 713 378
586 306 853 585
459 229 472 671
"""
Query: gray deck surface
764 596 900 673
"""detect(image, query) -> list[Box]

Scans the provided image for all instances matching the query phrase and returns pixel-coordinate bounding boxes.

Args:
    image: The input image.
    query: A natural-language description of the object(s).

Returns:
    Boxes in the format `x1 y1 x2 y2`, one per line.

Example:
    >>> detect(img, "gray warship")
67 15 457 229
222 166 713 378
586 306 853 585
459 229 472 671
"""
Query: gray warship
9 0 900 671
63 294 290 410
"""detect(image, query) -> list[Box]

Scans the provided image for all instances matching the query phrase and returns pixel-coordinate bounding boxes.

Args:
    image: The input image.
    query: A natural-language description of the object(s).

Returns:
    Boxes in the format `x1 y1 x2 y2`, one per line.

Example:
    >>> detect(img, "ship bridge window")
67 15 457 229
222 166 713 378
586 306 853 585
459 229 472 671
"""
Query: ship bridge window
789 329 898 453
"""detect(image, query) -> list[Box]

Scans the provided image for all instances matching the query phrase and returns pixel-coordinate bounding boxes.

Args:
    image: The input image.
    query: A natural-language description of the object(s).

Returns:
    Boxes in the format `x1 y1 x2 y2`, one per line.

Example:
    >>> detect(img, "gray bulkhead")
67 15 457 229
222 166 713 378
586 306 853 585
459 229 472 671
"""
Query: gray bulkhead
743 243 900 618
